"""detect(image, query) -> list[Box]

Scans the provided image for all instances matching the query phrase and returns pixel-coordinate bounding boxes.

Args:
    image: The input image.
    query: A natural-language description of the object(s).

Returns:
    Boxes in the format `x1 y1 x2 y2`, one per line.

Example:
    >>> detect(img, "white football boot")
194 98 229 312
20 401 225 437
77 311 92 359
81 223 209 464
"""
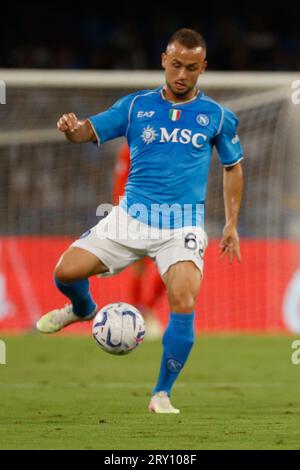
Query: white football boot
148 391 180 414
36 304 97 334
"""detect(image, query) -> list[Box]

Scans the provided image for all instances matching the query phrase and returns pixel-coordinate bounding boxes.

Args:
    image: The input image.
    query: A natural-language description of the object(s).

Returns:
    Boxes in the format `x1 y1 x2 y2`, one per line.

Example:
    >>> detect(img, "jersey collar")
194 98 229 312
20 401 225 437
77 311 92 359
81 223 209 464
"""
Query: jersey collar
160 87 201 106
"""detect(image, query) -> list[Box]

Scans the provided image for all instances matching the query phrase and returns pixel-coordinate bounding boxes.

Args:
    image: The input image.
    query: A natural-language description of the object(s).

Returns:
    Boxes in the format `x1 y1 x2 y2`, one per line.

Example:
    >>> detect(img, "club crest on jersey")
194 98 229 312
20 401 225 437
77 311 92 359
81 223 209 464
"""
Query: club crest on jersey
169 109 182 121
196 114 210 127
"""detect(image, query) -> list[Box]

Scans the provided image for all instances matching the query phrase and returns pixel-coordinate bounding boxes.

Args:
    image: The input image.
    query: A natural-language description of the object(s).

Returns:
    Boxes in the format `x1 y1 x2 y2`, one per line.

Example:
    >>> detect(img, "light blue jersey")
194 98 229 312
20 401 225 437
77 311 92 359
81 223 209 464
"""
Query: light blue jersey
89 88 243 229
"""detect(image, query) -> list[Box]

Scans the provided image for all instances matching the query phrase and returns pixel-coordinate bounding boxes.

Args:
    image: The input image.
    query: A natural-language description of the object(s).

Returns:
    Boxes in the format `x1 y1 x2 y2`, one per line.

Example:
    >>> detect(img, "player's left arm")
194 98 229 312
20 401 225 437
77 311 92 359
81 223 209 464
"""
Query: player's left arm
220 162 243 263
215 107 244 264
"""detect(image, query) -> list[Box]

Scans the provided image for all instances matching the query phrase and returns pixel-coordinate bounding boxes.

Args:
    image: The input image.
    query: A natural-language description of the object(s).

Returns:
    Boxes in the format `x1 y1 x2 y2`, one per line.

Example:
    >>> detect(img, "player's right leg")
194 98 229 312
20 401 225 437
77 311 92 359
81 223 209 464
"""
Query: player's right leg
36 247 108 334
37 206 144 334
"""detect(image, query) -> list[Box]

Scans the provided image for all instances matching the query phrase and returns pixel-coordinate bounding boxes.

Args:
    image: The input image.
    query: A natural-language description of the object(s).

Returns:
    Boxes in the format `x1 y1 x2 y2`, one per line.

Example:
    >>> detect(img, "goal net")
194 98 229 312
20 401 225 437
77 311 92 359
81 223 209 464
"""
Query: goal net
0 70 299 333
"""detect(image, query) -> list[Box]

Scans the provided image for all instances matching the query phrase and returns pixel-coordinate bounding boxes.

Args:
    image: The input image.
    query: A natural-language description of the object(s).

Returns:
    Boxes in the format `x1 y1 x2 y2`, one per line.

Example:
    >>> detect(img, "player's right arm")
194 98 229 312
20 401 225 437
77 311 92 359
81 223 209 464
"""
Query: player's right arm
58 92 140 145
57 113 96 143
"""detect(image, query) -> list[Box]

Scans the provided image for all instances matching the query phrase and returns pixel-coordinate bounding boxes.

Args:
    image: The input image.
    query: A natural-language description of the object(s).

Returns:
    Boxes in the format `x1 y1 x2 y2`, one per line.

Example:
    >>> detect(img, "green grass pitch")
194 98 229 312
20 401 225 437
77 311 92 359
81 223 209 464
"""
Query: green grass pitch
0 334 300 450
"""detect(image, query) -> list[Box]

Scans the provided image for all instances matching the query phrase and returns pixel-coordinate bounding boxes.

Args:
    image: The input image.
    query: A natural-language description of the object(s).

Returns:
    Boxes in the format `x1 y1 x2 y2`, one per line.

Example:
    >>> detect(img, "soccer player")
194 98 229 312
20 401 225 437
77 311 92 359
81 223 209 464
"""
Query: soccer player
37 28 244 414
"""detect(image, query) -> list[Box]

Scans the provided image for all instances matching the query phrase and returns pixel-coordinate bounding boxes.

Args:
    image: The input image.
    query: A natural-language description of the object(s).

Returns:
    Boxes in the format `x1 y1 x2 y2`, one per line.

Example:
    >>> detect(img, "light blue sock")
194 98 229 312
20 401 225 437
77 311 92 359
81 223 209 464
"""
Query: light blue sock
153 312 195 396
54 277 96 318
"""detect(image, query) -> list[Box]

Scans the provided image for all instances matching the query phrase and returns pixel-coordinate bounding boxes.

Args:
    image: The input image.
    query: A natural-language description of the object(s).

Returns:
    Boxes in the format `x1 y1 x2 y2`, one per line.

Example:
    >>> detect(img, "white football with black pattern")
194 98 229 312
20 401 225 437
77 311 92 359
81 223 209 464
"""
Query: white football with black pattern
92 303 146 355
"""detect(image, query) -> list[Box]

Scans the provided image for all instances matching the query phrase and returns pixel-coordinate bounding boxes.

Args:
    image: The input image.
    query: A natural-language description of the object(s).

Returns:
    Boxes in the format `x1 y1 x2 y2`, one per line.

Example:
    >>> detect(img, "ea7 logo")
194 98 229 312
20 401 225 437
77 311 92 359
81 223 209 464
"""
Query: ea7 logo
160 128 208 148
137 111 155 118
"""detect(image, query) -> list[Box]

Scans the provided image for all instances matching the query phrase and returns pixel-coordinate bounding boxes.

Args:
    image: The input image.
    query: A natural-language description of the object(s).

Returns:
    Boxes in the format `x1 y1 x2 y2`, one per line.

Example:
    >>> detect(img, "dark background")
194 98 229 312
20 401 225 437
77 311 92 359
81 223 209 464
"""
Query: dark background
1 1 300 71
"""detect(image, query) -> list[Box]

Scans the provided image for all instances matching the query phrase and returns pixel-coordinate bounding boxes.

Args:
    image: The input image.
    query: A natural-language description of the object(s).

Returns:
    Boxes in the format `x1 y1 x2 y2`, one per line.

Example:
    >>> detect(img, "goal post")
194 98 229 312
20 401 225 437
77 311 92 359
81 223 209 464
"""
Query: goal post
0 70 299 333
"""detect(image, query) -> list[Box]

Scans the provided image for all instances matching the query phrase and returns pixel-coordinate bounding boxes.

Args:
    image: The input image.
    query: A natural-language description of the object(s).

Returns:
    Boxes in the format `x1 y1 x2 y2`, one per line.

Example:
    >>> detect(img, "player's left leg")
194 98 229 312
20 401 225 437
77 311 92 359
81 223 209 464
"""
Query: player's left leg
149 261 201 414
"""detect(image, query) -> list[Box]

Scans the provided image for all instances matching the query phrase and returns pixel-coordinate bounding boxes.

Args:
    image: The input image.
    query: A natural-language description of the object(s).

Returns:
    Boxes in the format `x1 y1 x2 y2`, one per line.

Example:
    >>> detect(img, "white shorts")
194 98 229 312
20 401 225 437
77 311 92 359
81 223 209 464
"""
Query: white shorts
72 206 208 278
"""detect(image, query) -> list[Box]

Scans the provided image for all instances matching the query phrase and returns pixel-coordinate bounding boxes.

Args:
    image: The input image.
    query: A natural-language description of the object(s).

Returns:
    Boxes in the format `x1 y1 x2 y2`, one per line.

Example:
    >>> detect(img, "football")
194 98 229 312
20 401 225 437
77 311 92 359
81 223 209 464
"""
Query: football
92 303 146 355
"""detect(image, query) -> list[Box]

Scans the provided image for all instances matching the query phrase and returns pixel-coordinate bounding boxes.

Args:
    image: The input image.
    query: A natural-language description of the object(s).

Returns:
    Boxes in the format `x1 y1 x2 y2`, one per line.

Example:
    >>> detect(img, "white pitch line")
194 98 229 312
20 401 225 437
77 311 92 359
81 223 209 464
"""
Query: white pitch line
0 382 296 390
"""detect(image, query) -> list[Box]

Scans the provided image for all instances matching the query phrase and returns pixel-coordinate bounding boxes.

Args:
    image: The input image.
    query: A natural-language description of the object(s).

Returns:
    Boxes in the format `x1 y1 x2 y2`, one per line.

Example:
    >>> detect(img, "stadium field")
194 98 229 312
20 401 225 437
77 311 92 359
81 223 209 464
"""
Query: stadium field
0 335 299 450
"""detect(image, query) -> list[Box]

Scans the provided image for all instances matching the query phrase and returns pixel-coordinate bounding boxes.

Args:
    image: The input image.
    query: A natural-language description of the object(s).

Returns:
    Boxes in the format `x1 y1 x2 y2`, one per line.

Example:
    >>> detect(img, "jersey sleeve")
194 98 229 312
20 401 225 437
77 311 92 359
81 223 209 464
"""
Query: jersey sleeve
215 107 244 167
88 93 135 144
